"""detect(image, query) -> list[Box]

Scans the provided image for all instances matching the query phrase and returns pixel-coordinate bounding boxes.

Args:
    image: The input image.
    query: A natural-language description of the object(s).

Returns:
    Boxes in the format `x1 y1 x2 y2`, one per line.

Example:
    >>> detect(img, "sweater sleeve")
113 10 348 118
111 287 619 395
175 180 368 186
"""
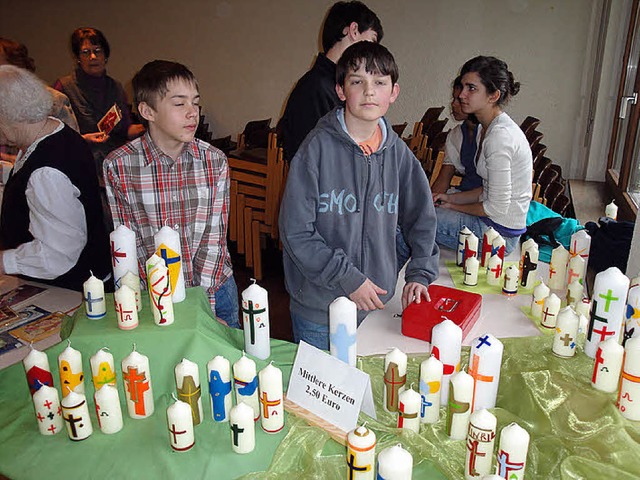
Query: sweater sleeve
443 124 464 171
480 127 516 219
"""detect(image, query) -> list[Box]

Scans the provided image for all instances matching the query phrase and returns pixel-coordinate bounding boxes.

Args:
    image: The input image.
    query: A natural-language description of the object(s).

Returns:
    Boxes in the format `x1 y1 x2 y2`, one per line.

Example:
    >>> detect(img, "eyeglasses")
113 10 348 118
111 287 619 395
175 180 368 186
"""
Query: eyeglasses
79 47 104 58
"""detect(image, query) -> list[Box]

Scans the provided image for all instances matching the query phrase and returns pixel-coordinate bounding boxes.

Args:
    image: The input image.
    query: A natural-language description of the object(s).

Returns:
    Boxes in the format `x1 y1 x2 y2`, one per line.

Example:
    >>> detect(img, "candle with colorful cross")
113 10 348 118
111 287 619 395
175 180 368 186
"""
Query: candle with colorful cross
23 346 53 396
469 333 503 411
431 319 462 404
154 225 186 303
591 337 624 392
457 226 473 266
166 396 194 451
175 358 203 426
121 271 142 312
346 424 376 480
258 362 284 434
233 352 260 421
377 444 413 479
463 232 479 267
114 284 139 330
541 293 561 329
491 234 506 262
419 355 443 424
617 336 640 420
82 272 106 320
465 409 497 479
61 389 93 440
447 370 473 439
502 264 519 296
531 281 550 320
94 383 123 434
109 224 138 289
496 422 529 480
32 384 63 435
464 256 480 287
566 255 586 289
121 344 154 419
570 229 591 265
584 267 630 358
329 296 357 367
207 355 232 423
397 386 421 433
548 245 569 290
605 200 618 220
566 279 584 308
486 254 503 287
519 239 538 289
241 280 271 360
552 306 580 358
383 348 407 413
146 254 174 326
58 340 84 397
229 401 255 454
624 285 640 344
90 347 116 391
481 227 499 267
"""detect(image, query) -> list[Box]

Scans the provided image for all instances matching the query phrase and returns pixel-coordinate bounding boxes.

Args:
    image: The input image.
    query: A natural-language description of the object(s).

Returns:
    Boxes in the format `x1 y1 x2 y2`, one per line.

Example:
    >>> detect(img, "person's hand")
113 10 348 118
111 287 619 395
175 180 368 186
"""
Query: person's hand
402 282 430 310
83 132 109 144
432 192 450 207
349 278 387 311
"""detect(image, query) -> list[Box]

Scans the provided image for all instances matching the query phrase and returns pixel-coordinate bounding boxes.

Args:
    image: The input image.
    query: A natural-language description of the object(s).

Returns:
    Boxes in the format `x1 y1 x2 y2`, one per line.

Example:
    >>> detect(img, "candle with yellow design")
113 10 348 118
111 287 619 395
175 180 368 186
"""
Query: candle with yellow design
258 362 284 433
346 424 376 480
154 226 186 303
94 384 123 434
90 347 116 390
174 358 203 426
624 285 640 343
58 340 84 397
531 281 550 320
121 345 154 419
431 319 462 404
419 355 442 424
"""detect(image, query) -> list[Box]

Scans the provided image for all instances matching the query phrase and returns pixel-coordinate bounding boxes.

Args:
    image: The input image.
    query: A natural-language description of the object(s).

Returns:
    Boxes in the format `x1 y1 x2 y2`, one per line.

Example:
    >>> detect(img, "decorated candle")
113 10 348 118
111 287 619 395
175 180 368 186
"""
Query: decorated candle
94 383 123 434
552 307 580 358
121 271 142 312
258 362 284 434
465 409 497 479
419 355 443 424
167 398 194 451
121 345 154 418
109 224 138 289
548 245 569 290
463 232 479 266
242 280 271 360
83 273 106 320
175 358 203 426
233 352 260 421
457 226 473 266
329 296 357 366
480 227 499 267
61 390 93 440
58 340 84 397
497 422 530 479
23 347 53 396
570 229 591 265
207 355 232 422
624 285 640 344
531 281 550 319
541 293 561 329
154 226 186 302
591 337 624 392
377 444 413 479
346 425 376 480
229 401 255 454
32 384 63 435
566 280 584 308
146 254 174 326
502 264 519 296
464 256 480 287
383 348 407 413
617 336 640 420
431 319 462 404
519 238 539 288
631 275 640 289
566 255 586 288
491 234 506 262
585 267 630 358
486 254 503 287
447 370 473 439
90 347 116 390
114 284 139 330
469 333 503 411
575 297 591 319
397 387 421 433
605 200 618 220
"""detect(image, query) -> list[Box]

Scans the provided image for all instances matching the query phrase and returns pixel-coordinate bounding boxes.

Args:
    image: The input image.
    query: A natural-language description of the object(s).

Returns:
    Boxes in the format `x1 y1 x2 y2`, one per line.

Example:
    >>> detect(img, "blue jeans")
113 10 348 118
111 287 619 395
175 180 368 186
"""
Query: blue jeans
290 310 330 351
215 276 240 328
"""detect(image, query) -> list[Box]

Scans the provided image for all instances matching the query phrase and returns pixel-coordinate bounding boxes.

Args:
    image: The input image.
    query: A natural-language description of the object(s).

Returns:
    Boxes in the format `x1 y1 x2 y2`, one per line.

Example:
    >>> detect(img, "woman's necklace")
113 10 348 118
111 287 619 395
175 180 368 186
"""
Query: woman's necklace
30 118 50 147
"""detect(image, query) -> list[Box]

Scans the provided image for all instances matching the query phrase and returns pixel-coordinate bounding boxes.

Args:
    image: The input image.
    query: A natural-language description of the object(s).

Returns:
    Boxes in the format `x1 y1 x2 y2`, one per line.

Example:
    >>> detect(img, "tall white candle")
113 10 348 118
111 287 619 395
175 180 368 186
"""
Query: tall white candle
591 337 624 392
465 409 497 479
377 444 413 480
347 425 376 480
121 345 154 418
463 232 479 266
90 347 116 390
329 296 357 366
258 362 284 434
397 387 421 433
146 255 174 326
242 280 271 360
114 284 139 330
383 348 407 413
431 319 462 404
58 340 84 397
457 226 473 266
469 333 503 411
605 200 618 220
531 281 550 319
566 255 586 288
32 384 63 435
233 353 260 421
520 241 539 289
552 307 580 358
617 336 640 420
175 358 203 426
570 229 591 265
497 422 530 479
94 384 123 434
566 280 584 308
480 227 499 267
548 245 569 290
83 273 106 320
447 370 473 440
109 224 138 289
154 226 186 302
23 347 53 396
61 390 93 440
624 285 640 344
502 264 519 296
486 254 503 287
419 355 443 424
207 355 232 423
541 293 561 329
167 398 194 451
464 256 480 286
121 271 142 312
491 235 506 262
229 401 255 454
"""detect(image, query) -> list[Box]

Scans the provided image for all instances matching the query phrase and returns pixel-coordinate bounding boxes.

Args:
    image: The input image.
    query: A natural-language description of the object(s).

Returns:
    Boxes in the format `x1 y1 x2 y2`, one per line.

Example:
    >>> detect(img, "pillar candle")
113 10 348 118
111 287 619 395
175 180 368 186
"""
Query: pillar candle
496 422 530 480
83 273 106 320
109 224 138 289
233 353 260 421
519 238 539 289
23 346 53 396
624 285 640 344
329 296 357 366
531 281 550 320
121 271 142 312
578 313 589 335
90 347 116 391
566 280 584 308
605 200 618 220
121 345 154 418
383 348 407 413
32 384 63 435
242 280 271 360
431 319 462 404
154 226 186 302
258 362 284 433
486 254 503 287
465 409 497 479
58 340 84 397
114 284 139 330
167 398 194 451
447 370 473 440
548 245 569 290
464 256 480 286
541 293 561 329
229 401 255 454
552 307 580 358
457 226 473 266
566 255 586 288
480 227 499 267
61 390 93 440
207 355 232 422
570 229 591 265
146 255 174 326
419 355 443 424
575 297 591 319
617 336 640 420
397 387 421 433
585 267 630 358
377 444 413 480
346 425 376 480
94 383 123 434
502 264 519 296
631 275 640 289
491 235 506 262
175 358 203 426
591 337 624 392
463 232 479 266
469 333 503 411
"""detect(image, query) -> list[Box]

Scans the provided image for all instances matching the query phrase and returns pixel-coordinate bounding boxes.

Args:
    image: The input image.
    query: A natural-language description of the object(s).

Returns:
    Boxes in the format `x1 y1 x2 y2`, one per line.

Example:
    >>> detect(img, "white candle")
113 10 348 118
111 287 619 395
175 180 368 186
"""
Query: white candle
502 264 519 296
575 297 591 319
552 307 580 358
541 293 561 329
110 224 138 289
121 346 154 418
631 275 640 289
531 281 550 319
167 398 194 451
242 280 271 360
419 355 443 424
570 229 591 264
61 390 93 440
23 347 53 396
591 337 624 392
624 285 640 344
207 355 232 423
397 387 421 433
329 296 357 366
258 362 284 434
465 409 497 479
519 240 539 289
457 226 473 266
383 348 407 413
469 333 503 411
347 425 376 480
566 255 586 288
175 358 203 426
497 422 530 479
566 280 584 308
32 384 63 435
548 245 569 290
431 319 462 404
447 370 473 440
154 226 186 302
94 384 123 434
463 232 479 266
617 336 640 420
480 227 499 267
121 271 142 312
491 235 506 262
146 255 174 326
605 200 618 220
83 273 106 320
464 256 480 286
58 340 84 397
114 284 139 330
233 353 260 421
377 444 413 479
229 402 255 454
486 254 503 287
90 347 116 390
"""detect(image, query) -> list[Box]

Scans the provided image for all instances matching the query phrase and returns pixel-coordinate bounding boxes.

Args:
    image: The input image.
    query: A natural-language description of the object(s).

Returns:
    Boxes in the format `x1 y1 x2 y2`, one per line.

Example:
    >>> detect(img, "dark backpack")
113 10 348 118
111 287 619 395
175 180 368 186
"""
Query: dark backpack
585 218 634 274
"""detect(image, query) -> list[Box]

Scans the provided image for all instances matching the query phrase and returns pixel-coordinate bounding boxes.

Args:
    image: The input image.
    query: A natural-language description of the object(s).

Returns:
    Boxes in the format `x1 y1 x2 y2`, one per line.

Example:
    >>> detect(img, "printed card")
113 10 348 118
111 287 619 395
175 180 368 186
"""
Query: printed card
97 104 122 135
9 312 65 343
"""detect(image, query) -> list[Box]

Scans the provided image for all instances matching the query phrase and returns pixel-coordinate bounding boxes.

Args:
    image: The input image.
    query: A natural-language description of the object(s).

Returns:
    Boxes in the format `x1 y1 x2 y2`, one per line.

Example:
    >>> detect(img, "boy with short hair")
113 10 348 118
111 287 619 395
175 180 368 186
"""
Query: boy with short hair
280 42 439 349
103 60 239 327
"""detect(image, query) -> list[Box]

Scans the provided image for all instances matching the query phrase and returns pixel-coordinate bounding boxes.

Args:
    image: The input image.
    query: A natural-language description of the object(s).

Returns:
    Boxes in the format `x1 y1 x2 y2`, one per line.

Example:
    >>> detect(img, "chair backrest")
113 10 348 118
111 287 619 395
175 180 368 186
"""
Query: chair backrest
550 194 571 217
543 180 565 207
547 164 564 185
533 156 552 182
536 168 560 201
520 116 540 136
419 106 445 132
392 122 408 136
429 131 448 152
425 119 448 144
242 118 272 149
526 130 544 149
531 143 547 164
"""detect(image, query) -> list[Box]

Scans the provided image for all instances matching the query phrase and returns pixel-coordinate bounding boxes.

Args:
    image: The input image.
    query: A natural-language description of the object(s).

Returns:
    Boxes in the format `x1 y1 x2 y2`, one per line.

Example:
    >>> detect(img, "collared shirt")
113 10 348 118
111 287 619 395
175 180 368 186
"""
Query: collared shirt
103 132 233 308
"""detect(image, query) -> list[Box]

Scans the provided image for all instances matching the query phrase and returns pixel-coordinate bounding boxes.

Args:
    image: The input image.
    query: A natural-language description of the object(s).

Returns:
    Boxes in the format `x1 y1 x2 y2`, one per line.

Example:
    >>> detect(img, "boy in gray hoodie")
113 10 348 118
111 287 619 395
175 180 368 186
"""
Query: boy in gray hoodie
279 42 439 349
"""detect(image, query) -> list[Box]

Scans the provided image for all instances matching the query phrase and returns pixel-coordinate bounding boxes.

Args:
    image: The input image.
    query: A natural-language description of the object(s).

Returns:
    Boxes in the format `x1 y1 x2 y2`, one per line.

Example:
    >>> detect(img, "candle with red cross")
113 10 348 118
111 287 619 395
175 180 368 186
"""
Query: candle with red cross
548 245 569 291
463 232 479 267
90 347 116 390
94 384 123 434
377 444 413 479
242 280 271 360
61 389 93 440
175 358 203 426
552 307 580 358
465 409 496 479
23 346 53 396
207 355 232 423
584 267 630 358
617 336 640 420
397 386 420 433
447 370 473 440
541 293 561 329
329 296 357 367
419 355 443 424
502 264 519 296
497 422 529 480
229 401 255 453
346 424 376 480
566 255 586 289
110 225 138 289
431 319 462 404
58 340 84 397
469 333 503 411
154 226 186 302
233 353 260 421
121 345 154 418
491 235 506 262
32 384 63 435
566 279 584 308
486 254 503 287
258 362 284 434
605 200 618 220
82 273 106 320
464 256 480 287
121 271 142 312
570 229 591 266
624 285 640 344
519 238 539 289
591 337 624 392
383 348 407 413
114 284 139 330
481 227 499 267
146 254 174 326
531 282 550 320
166 397 194 451
457 226 473 266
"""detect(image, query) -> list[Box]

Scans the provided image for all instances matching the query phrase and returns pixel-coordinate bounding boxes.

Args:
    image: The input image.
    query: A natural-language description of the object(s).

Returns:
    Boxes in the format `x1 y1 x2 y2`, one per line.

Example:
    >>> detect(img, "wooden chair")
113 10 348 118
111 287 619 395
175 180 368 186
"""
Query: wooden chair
405 122 428 163
392 122 408 137
425 119 448 146
550 194 571 216
527 130 544 150
542 180 565 207
531 143 547 164
419 106 445 133
534 167 559 203
423 131 448 176
533 156 551 183
548 164 565 186
520 116 540 136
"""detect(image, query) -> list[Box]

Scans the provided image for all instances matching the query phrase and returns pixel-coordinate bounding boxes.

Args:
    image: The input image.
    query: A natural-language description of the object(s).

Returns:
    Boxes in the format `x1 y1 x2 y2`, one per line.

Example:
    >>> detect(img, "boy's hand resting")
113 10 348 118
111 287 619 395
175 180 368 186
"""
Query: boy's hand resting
349 278 387 311
402 282 430 310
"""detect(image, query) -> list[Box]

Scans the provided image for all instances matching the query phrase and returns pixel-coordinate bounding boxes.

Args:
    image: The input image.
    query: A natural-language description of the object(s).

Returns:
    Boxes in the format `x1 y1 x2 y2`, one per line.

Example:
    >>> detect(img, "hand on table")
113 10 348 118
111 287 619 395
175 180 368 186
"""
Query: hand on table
349 278 387 311
402 282 430 310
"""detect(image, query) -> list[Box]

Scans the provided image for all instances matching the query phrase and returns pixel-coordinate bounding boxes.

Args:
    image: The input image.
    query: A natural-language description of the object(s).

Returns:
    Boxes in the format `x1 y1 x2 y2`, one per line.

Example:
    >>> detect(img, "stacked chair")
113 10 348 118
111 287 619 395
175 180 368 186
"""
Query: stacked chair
403 106 449 184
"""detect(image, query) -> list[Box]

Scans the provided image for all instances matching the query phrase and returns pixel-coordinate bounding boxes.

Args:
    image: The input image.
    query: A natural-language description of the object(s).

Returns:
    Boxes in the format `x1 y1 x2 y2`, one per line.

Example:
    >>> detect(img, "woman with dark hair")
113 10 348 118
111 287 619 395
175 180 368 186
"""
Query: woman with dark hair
433 56 532 254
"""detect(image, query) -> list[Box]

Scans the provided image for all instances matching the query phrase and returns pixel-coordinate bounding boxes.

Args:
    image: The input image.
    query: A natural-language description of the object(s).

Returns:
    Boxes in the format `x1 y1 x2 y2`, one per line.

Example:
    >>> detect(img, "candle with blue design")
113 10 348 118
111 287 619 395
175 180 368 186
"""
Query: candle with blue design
346 424 376 480
258 362 284 434
480 227 499 267
457 226 473 266
241 280 270 360
175 358 203 426
624 285 640 344
207 355 232 422
329 296 357 367
109 225 137 289
166 396 194 451
552 307 580 358
229 401 255 453
496 422 529 479
23 346 53 396
419 355 442 424
397 386 420 433
146 254 174 326
154 225 185 302
82 272 106 320
233 352 260 421
469 333 503 411
377 444 413 479
114 284 138 330
465 409 496 479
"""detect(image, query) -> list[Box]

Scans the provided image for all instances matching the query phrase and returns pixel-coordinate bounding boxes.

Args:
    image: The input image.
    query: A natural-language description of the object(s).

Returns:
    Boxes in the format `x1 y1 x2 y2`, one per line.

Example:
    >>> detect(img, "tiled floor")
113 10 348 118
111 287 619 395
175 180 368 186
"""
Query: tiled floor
568 180 609 225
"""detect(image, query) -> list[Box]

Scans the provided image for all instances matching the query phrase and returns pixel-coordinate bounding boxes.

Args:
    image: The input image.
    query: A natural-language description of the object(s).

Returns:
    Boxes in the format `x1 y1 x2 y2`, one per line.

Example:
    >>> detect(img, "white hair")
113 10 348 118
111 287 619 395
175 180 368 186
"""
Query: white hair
0 65 52 124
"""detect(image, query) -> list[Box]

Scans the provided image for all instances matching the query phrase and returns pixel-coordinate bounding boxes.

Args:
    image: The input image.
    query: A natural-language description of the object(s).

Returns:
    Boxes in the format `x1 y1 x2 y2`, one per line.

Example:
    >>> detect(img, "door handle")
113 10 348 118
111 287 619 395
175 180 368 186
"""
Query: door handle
619 92 638 119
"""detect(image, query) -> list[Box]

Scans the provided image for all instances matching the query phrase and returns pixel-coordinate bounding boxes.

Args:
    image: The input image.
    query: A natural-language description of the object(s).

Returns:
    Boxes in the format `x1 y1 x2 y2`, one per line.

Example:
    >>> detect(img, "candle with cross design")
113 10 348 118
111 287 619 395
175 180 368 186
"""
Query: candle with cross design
242 280 271 360
486 254 503 287
541 293 561 329
469 333 503 411
502 264 519 296
591 337 624 392
346 424 376 480
32 384 63 435
520 240 539 289
110 225 138 289
631 275 640 289
457 226 473 266
584 267 630 358
624 285 640 344
207 355 232 422
463 232 479 267
605 200 618 220
94 384 123 434
397 387 421 433
431 319 462 404
552 307 580 358
481 227 499 267
83 273 106 320
121 345 154 418
465 409 497 479
566 280 584 308
575 297 591 319
154 226 186 302
23 346 53 396
383 348 407 413
233 353 260 421
419 355 443 424
175 358 203 426
146 254 174 326
229 401 255 453
531 282 550 320
329 296 357 367
464 256 480 287
61 389 93 440
166 397 194 451
496 422 529 480
447 370 473 439
377 444 413 479
548 245 569 291
566 255 586 290
58 340 84 397
90 347 116 391
121 271 142 312
114 284 139 330
617 336 640 420
569 229 591 266
491 235 506 263
258 362 284 434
